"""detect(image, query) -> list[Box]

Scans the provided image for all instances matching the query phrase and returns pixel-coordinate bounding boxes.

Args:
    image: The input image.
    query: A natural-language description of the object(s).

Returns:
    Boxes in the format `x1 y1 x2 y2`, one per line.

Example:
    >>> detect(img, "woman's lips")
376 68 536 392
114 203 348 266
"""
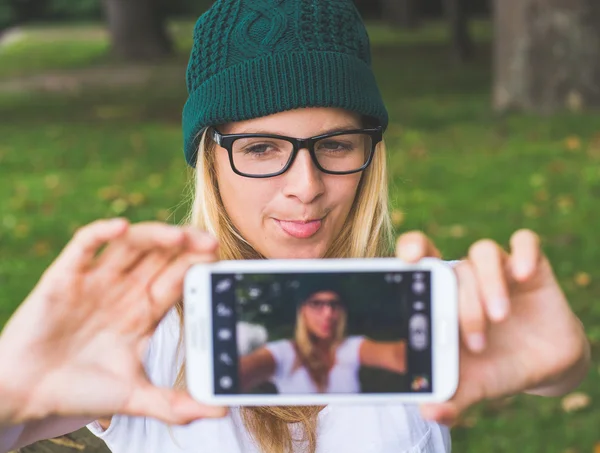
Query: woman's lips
275 219 323 239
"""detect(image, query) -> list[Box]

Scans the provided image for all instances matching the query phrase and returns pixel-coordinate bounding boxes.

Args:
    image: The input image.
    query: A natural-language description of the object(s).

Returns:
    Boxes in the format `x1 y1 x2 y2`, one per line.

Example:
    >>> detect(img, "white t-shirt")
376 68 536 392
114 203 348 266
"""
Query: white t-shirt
264 337 365 394
87 310 451 453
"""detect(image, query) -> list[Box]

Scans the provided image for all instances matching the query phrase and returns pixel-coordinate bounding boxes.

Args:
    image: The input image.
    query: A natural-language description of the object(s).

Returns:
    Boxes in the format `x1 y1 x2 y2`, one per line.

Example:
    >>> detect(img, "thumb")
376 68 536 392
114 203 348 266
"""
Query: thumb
419 402 461 427
124 378 228 425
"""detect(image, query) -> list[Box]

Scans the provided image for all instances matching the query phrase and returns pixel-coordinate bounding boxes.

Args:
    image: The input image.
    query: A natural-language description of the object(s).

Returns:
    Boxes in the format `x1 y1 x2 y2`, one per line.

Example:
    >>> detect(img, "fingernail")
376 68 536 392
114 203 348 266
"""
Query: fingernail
489 298 509 322
401 244 421 261
514 261 532 280
467 333 486 353
109 218 128 227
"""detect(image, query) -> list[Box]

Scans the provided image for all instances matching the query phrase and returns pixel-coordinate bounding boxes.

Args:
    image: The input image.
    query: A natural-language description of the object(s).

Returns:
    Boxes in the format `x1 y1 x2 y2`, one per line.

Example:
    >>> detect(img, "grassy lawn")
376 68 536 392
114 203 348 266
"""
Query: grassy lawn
1 20 600 453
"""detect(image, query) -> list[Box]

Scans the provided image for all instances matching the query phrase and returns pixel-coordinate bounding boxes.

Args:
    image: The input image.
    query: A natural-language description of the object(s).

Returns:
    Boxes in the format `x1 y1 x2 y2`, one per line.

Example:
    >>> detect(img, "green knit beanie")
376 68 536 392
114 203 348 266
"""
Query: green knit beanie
182 0 389 167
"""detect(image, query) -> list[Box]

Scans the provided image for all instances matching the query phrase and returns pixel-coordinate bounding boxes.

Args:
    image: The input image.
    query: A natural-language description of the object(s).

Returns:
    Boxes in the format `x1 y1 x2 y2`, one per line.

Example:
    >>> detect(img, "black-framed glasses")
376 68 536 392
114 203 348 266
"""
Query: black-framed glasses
211 126 383 178
305 298 345 312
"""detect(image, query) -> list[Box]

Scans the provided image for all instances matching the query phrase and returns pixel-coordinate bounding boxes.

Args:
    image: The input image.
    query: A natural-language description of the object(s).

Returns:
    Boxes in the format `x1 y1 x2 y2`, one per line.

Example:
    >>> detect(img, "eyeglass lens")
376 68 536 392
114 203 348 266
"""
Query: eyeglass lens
231 134 373 176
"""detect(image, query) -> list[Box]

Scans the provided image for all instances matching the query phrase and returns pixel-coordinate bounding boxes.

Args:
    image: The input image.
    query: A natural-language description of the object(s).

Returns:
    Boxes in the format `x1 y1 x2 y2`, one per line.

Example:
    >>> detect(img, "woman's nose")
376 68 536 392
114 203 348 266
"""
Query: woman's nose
282 148 325 204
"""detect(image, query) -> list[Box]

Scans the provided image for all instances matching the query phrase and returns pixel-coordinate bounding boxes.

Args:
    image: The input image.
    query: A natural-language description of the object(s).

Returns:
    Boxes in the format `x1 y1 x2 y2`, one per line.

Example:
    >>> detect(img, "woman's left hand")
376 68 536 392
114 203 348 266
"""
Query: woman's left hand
396 229 590 426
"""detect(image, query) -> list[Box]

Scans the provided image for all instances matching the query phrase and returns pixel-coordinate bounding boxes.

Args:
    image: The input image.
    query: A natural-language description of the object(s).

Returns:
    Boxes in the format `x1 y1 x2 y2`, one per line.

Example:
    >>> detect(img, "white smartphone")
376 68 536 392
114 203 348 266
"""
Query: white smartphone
183 258 459 406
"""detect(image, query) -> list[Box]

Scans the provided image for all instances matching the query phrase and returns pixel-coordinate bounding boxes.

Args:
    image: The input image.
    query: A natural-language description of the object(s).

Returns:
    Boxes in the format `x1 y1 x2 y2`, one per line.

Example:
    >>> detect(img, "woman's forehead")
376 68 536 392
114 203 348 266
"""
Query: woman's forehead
308 290 342 300
220 108 362 135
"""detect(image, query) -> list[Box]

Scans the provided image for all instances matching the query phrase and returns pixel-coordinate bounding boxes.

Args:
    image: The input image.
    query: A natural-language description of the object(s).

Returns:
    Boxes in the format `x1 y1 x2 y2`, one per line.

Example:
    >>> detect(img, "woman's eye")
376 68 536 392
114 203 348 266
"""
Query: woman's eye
243 143 279 155
318 140 353 151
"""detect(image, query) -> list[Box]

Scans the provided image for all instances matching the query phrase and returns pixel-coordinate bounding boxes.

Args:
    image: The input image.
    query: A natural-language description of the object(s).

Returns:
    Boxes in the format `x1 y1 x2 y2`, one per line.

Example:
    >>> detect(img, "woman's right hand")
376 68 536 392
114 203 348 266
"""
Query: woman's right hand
0 219 227 427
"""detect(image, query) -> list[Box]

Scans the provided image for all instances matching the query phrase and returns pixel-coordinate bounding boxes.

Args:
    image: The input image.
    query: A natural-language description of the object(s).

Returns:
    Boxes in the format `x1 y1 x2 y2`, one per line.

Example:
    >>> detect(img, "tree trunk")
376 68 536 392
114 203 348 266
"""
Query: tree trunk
380 0 419 29
493 0 600 113
101 0 173 61
442 0 475 62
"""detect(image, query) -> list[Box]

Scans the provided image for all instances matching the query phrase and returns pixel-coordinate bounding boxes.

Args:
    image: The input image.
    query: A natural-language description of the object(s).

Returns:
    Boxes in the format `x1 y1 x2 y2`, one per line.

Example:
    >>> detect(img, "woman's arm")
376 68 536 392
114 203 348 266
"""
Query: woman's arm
358 339 407 374
0 221 228 452
239 347 277 392
0 377 91 452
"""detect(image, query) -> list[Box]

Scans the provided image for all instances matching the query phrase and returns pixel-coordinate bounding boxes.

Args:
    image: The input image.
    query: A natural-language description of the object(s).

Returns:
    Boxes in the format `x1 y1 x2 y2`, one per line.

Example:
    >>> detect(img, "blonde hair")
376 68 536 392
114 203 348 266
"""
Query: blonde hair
293 300 347 392
174 124 394 453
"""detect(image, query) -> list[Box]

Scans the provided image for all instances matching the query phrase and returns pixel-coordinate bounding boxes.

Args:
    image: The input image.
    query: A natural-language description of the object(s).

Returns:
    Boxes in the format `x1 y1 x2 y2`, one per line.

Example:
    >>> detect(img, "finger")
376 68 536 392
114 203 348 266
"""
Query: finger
396 231 442 263
468 239 510 323
146 251 219 325
125 380 228 425
95 222 186 274
509 229 542 282
182 227 219 254
55 218 129 274
455 261 487 353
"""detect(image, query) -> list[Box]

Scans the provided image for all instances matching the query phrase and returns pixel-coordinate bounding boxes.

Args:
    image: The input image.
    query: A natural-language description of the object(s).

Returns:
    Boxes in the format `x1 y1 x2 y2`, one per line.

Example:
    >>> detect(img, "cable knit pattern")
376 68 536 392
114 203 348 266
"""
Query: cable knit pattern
182 0 389 166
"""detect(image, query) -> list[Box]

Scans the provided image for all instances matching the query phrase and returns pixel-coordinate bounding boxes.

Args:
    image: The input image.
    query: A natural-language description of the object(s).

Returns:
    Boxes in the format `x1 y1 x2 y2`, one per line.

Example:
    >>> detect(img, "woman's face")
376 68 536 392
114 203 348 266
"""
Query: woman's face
216 108 363 259
301 291 344 341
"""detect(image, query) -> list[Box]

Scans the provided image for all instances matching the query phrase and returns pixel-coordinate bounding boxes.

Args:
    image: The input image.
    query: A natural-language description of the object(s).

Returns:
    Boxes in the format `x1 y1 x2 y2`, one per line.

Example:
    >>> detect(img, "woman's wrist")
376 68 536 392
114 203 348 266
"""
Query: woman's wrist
0 373 23 426
0 352 42 426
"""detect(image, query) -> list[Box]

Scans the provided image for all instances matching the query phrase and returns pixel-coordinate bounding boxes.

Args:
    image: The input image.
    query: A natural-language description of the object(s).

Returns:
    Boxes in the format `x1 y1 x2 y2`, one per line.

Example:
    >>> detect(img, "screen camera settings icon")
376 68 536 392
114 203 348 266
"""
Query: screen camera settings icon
217 303 233 317
218 328 232 341
215 278 232 293
219 376 233 390
409 314 428 351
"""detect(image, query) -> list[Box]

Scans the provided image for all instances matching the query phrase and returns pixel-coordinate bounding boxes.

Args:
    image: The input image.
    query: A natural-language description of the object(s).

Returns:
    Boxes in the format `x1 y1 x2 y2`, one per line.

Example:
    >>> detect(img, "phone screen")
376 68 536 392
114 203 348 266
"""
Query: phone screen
210 271 433 396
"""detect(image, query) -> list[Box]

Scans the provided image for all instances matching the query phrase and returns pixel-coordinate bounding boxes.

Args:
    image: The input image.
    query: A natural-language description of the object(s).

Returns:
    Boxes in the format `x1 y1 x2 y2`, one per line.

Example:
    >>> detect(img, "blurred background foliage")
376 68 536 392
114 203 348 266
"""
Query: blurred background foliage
2 0 600 452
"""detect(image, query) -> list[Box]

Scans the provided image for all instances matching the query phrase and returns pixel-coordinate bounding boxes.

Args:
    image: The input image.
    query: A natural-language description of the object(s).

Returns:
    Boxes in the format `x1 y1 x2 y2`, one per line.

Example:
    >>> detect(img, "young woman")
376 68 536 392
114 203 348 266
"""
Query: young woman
0 0 590 452
240 283 407 394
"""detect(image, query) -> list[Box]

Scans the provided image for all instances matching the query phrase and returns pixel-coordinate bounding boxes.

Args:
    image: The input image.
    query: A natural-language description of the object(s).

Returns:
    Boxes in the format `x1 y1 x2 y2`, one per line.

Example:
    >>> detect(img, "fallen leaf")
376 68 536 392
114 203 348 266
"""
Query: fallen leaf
14 222 30 238
548 160 567 174
426 222 440 236
409 145 428 158
551 233 576 247
574 272 591 288
2 215 17 229
566 90 584 112
564 136 582 152
44 174 60 190
130 133 145 154
588 134 600 159
98 186 122 201
148 174 163 188
156 209 172 222
15 182 29 197
561 392 590 413
128 192 146 207
523 203 541 219
391 210 405 227
534 189 549 202
449 224 467 238
41 202 56 216
594 442 600 453
33 241 51 257
556 195 574 214
48 437 85 450
111 198 129 215
529 173 545 188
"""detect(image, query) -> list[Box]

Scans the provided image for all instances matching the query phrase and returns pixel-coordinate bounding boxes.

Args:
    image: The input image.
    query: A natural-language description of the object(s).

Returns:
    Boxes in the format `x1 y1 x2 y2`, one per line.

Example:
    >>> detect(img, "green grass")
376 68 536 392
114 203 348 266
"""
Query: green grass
2 20 600 453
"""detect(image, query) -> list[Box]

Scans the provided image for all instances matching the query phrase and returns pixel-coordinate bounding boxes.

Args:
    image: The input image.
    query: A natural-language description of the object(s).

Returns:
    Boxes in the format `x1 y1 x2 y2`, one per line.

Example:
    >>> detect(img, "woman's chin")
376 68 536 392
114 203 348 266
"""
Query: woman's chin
262 241 330 260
